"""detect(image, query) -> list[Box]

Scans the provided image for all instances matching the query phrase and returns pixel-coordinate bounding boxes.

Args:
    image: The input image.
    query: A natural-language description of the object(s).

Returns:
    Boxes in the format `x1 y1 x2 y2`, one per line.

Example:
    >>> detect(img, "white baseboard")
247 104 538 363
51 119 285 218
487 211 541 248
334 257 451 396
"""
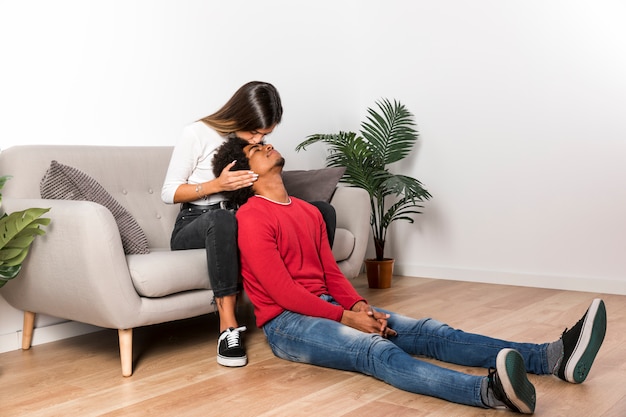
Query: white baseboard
0 320 103 354
395 263 626 295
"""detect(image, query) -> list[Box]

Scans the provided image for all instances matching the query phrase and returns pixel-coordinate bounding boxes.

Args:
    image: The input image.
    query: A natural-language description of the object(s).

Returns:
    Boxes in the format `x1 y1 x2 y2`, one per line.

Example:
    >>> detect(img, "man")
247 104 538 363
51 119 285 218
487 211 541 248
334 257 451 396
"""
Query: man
211 137 607 414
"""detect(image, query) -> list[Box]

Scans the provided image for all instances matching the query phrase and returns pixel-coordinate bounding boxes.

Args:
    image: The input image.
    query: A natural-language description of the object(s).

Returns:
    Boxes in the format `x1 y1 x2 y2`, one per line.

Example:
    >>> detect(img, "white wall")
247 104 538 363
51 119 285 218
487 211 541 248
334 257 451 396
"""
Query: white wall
353 1 626 294
1 0 625 352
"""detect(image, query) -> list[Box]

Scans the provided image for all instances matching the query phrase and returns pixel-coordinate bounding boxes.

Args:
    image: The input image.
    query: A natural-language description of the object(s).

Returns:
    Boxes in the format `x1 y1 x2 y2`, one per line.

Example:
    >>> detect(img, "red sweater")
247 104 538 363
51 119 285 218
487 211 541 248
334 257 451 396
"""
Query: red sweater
236 195 366 327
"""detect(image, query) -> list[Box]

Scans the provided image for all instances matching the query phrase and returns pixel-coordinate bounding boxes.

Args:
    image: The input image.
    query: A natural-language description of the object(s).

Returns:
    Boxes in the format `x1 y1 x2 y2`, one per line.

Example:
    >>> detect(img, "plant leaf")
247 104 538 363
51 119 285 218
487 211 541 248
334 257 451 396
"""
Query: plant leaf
361 99 419 165
0 264 22 286
0 208 50 247
0 207 50 273
296 99 431 260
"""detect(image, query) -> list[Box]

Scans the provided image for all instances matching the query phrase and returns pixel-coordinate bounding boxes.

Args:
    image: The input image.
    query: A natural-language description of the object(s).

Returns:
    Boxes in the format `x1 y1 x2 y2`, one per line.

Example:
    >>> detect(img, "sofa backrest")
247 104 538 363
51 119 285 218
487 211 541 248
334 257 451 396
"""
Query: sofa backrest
0 145 178 249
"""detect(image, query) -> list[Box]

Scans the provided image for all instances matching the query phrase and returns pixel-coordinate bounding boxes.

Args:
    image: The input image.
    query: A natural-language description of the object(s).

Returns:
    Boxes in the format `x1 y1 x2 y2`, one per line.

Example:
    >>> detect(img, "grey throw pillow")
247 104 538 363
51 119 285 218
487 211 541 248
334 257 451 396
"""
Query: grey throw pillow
40 160 150 255
282 167 346 203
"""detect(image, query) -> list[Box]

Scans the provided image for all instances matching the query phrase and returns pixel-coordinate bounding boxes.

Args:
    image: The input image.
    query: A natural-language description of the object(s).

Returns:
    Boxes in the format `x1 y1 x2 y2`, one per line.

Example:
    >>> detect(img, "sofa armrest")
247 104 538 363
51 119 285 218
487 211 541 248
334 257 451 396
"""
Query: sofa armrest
330 187 370 278
1 198 142 329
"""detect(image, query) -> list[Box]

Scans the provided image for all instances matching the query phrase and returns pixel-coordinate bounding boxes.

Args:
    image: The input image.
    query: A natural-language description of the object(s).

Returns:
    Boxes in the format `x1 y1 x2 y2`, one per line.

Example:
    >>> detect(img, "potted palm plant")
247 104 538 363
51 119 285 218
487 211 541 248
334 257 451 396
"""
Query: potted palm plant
296 99 431 288
0 175 50 288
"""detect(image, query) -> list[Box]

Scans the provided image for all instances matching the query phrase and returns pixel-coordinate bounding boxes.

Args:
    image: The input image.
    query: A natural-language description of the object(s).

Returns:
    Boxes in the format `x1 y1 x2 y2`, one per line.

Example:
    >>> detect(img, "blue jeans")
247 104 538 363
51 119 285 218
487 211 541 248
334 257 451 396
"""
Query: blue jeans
263 295 550 408
170 206 239 298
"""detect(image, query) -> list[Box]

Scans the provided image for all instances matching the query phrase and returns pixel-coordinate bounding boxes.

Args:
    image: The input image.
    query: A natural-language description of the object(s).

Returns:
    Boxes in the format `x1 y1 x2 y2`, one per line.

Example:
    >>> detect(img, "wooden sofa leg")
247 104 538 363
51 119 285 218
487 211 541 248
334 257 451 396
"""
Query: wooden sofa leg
22 311 35 350
118 328 133 377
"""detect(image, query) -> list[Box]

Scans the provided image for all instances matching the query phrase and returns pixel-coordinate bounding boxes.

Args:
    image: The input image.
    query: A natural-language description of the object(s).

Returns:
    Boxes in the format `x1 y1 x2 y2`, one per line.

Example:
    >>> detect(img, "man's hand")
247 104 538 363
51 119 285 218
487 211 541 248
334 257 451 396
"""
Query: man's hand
342 302 397 338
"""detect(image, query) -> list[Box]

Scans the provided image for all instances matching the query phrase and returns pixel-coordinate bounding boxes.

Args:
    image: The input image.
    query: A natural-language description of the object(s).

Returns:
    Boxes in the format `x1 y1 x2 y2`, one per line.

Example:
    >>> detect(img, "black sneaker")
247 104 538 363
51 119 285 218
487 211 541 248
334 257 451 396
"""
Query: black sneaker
217 326 247 367
556 298 606 383
488 349 536 414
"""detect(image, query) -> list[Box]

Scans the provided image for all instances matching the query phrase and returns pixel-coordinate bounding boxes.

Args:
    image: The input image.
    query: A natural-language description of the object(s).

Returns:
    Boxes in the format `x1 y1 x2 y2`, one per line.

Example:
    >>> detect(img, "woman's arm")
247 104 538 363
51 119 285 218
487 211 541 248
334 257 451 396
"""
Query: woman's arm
162 123 256 204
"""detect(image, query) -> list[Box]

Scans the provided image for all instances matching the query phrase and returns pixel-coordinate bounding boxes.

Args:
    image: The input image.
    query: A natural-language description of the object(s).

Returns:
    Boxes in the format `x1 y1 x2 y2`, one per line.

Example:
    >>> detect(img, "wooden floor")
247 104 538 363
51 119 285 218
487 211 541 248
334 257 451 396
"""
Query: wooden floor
2 275 625 417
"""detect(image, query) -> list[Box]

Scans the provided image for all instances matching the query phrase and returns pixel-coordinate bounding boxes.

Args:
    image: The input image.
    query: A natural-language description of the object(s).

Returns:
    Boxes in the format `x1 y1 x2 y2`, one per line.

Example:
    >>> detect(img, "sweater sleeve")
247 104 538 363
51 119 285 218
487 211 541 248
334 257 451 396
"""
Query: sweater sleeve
321 239 367 310
316 213 366 309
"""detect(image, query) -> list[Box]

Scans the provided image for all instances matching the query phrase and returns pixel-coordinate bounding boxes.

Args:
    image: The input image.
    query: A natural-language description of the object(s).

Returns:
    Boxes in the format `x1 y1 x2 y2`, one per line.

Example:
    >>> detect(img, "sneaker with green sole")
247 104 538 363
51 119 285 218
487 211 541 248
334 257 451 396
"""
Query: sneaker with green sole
488 348 536 414
556 298 607 383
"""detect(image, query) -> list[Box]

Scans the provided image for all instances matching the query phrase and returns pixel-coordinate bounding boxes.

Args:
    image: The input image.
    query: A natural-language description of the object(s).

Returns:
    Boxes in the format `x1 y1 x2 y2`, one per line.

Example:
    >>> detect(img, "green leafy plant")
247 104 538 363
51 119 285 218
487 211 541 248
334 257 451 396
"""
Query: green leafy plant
0 175 50 288
296 98 431 261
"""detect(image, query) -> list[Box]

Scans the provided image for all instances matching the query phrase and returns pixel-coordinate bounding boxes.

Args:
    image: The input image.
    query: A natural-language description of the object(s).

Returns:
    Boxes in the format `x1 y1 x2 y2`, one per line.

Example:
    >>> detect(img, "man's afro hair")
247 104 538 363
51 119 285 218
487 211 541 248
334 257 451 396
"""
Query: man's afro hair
212 136 255 207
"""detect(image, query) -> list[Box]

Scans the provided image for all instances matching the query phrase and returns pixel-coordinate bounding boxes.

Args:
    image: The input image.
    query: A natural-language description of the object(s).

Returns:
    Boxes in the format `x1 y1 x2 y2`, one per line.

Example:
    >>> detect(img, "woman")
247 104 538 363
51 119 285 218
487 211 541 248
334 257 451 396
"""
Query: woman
161 81 335 367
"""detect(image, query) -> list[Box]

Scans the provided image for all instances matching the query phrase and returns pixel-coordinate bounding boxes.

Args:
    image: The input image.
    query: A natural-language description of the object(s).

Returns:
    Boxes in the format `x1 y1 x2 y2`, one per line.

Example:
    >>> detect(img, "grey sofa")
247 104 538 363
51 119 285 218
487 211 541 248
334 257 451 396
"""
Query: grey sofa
0 145 369 376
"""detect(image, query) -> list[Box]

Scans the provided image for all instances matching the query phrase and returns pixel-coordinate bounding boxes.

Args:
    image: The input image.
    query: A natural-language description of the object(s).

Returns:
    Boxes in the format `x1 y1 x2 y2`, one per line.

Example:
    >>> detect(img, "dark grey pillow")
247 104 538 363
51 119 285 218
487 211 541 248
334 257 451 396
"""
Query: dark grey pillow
282 167 346 203
40 160 150 255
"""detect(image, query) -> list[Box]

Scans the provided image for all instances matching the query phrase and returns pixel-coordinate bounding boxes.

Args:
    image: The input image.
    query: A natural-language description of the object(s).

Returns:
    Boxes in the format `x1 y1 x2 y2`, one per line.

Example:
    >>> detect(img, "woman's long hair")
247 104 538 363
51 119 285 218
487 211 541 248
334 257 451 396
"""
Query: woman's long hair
201 81 283 136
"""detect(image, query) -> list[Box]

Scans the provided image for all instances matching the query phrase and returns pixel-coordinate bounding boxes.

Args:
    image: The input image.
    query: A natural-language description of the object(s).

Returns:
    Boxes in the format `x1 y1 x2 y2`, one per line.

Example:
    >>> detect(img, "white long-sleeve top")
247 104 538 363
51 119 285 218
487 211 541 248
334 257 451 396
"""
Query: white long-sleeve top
161 121 227 206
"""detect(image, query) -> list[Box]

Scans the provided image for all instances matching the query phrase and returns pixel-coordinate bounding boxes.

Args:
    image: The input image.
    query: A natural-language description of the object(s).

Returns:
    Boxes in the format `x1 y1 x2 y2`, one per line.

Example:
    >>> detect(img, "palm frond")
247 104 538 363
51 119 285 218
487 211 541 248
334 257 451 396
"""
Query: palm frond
361 99 419 165
296 99 431 260
382 175 432 201
383 201 425 229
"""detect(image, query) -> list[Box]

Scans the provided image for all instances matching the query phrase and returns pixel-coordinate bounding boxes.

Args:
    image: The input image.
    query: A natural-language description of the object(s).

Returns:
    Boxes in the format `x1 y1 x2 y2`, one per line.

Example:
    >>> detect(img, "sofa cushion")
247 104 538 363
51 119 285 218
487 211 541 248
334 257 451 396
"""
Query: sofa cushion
127 249 210 297
40 160 150 255
282 167 346 203
331 228 355 262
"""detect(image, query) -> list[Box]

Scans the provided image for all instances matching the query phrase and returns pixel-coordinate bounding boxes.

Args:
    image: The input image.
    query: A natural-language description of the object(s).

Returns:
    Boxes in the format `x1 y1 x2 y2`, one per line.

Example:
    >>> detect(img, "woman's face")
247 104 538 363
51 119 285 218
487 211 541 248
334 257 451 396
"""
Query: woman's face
236 124 277 144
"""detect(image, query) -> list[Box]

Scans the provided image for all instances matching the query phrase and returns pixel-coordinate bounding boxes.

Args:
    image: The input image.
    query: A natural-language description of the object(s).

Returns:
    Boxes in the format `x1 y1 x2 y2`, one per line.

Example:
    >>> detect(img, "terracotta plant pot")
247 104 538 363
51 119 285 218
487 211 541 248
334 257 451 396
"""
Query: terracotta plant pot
364 258 395 289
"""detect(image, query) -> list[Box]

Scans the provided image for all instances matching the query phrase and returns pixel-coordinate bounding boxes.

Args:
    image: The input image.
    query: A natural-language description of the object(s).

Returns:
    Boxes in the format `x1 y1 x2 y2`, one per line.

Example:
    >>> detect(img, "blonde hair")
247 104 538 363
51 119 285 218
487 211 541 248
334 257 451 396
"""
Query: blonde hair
200 81 283 136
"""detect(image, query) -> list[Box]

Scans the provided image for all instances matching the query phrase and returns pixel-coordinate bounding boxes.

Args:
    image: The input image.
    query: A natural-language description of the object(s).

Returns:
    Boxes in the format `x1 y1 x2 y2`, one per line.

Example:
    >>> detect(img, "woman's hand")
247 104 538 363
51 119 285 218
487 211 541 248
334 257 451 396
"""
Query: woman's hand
216 161 258 191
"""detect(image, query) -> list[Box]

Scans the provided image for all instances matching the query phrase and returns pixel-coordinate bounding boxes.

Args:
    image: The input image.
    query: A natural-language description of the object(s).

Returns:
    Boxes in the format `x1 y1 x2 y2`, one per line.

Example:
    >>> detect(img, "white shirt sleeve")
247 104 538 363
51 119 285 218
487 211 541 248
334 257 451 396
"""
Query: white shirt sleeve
161 122 225 204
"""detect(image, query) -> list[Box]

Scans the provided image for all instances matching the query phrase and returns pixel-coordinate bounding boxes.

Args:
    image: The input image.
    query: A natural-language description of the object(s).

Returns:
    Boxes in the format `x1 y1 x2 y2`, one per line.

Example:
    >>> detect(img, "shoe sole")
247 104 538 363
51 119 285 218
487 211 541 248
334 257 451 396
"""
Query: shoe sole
217 355 248 367
497 349 536 414
564 298 607 383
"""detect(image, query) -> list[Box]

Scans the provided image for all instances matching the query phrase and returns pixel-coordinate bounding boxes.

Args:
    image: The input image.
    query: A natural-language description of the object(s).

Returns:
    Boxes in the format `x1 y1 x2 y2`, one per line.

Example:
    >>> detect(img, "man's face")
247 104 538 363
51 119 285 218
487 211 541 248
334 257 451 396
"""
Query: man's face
243 143 285 175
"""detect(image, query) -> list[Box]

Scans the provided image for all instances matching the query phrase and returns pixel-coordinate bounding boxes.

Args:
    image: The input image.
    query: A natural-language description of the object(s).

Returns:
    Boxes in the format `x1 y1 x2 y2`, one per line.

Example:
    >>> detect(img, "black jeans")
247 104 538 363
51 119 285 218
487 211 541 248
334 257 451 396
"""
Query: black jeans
309 200 336 248
170 201 336 299
171 205 240 298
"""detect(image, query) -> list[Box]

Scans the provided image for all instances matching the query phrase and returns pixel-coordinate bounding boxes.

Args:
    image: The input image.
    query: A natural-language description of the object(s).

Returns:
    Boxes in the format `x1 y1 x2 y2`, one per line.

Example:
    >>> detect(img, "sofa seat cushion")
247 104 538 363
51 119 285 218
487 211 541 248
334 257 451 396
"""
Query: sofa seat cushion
128 227 353 298
127 248 210 297
331 228 355 262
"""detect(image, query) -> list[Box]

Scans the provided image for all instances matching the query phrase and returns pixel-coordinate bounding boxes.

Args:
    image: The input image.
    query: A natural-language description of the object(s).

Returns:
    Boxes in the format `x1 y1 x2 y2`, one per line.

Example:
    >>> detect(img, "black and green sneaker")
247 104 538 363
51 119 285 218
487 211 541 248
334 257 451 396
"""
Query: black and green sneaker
488 349 536 414
556 298 607 383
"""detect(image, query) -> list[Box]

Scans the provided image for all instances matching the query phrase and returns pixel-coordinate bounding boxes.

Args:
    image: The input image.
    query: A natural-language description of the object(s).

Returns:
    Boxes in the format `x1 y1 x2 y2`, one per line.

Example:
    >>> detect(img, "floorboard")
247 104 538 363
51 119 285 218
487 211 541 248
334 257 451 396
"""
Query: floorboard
1 275 624 417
